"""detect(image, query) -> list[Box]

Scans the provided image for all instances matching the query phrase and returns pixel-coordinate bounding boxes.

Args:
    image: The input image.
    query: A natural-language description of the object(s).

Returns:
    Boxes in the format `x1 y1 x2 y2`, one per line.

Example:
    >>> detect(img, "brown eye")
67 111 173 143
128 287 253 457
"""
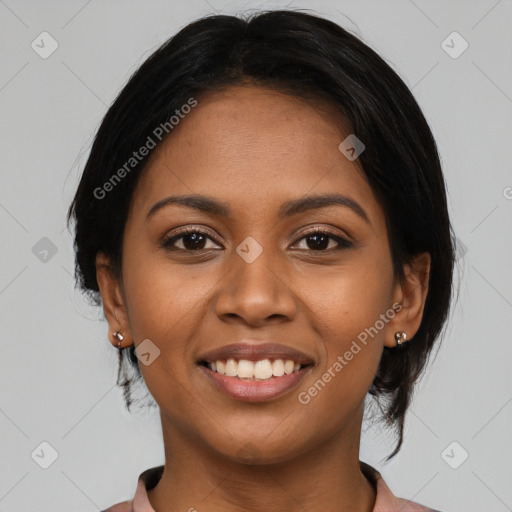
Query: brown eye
293 229 352 252
161 229 221 251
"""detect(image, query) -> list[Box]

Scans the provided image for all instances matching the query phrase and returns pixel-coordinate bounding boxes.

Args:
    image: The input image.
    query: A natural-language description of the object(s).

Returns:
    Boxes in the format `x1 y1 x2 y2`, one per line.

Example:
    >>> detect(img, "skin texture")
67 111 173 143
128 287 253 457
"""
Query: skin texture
96 85 431 512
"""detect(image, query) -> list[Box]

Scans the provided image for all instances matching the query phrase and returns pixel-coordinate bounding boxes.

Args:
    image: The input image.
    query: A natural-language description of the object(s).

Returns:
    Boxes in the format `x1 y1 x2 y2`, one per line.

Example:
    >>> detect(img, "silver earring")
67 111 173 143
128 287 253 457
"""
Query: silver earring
113 331 124 348
394 331 407 347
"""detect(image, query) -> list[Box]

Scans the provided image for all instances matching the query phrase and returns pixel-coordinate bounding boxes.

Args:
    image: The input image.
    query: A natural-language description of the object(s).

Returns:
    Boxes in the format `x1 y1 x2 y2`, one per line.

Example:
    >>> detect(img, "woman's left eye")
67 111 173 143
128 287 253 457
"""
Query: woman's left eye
293 230 352 252
161 228 352 252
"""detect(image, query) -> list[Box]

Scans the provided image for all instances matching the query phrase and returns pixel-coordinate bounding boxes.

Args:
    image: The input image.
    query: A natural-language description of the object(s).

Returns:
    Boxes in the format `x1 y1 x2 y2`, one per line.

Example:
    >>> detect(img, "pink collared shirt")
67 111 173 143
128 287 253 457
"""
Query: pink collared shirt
102 462 442 512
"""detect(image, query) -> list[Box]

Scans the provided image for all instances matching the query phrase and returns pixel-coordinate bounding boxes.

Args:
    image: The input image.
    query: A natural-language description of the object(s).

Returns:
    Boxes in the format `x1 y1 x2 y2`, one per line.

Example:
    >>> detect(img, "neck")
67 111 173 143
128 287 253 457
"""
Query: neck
147 410 376 512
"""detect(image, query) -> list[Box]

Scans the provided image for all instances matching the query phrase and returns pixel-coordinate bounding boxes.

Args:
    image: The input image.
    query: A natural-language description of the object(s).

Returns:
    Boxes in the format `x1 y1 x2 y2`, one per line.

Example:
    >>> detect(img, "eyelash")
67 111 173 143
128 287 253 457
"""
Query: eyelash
160 226 353 253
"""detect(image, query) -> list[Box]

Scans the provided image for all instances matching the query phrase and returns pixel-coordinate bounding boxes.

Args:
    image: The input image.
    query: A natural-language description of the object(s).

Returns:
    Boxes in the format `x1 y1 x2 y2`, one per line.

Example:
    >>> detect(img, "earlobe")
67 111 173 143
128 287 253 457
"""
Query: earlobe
384 252 431 348
95 251 132 348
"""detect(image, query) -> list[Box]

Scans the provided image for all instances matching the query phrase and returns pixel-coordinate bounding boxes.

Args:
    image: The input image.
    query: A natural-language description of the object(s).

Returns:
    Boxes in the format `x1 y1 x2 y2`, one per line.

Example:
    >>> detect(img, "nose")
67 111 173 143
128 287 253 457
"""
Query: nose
213 245 298 327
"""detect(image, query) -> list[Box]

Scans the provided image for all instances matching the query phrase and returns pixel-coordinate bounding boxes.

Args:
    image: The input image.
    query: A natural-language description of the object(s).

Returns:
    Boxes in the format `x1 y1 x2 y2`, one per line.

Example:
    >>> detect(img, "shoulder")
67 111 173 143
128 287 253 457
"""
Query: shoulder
396 498 444 512
360 461 443 512
395 497 443 512
100 500 133 512
100 465 164 512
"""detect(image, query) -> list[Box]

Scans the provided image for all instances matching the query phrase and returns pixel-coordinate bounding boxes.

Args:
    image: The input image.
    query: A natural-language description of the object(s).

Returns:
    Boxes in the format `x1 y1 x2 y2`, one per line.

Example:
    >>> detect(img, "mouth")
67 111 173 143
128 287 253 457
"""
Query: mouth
196 342 314 402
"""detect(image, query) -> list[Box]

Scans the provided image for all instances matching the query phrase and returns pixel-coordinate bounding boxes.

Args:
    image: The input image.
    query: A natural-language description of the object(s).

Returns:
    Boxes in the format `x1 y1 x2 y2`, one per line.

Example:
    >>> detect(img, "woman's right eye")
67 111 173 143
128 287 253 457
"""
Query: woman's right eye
161 229 222 252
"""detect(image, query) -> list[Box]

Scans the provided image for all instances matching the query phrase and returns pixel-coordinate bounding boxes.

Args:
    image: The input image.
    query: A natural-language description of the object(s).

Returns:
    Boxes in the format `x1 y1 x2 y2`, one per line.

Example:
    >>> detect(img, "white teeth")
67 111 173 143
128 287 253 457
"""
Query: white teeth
237 359 254 378
254 360 273 379
209 358 304 380
272 359 285 377
216 360 225 374
284 360 294 375
225 358 238 377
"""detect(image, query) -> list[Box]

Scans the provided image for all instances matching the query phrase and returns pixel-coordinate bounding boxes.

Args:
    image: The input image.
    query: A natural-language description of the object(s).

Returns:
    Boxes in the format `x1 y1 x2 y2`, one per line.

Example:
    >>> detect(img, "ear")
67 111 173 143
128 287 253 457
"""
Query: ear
384 252 431 348
95 251 132 349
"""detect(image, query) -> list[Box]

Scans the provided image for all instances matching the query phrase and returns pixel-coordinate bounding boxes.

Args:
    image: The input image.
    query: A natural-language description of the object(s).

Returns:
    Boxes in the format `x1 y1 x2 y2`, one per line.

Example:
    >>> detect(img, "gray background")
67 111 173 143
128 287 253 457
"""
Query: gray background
1 0 511 511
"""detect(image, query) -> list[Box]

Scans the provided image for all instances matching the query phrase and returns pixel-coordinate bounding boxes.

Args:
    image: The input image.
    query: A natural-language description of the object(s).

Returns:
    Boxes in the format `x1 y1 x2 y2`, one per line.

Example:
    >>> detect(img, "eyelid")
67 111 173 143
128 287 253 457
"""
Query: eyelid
296 225 352 242
168 225 219 239
161 225 222 248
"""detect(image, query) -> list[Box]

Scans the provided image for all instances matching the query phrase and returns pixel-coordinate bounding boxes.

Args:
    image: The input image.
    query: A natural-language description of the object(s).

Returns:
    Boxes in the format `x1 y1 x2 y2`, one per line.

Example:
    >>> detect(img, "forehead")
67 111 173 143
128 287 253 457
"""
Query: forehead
128 85 383 229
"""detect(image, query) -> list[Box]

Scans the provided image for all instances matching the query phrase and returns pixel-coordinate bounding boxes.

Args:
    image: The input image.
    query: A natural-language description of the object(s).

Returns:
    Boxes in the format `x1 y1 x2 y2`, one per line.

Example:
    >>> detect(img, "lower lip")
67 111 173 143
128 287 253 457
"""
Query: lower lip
198 364 312 402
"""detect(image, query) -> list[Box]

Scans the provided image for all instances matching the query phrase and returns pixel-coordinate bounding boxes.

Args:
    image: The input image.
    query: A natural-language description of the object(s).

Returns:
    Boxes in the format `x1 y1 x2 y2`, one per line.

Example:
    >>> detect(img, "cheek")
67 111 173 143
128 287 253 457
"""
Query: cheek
119 247 223 402
298 253 394 404
121 244 214 342
307 251 393 338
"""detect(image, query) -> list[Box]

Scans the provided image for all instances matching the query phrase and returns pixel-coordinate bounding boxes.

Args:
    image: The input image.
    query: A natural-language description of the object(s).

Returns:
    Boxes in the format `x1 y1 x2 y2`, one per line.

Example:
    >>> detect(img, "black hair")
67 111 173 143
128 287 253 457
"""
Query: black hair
67 9 456 460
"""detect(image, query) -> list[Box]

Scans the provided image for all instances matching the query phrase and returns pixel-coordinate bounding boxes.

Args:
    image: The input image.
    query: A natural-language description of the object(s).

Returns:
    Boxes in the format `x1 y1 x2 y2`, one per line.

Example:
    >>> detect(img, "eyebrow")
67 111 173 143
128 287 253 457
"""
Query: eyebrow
145 193 371 225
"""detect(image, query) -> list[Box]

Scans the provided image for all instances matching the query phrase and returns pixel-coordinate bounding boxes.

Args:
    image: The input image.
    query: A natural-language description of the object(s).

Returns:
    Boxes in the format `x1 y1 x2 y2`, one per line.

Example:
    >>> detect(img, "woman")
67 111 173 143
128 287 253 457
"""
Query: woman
67 9 453 512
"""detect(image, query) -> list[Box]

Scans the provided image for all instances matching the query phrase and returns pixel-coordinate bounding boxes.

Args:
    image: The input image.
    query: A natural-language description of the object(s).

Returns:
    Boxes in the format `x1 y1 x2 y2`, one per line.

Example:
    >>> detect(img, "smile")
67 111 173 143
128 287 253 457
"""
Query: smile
198 359 313 402
201 358 306 380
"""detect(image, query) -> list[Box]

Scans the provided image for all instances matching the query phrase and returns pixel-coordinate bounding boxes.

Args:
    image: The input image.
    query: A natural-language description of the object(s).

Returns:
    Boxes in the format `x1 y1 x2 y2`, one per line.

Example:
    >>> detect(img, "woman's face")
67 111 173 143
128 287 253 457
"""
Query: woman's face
97 85 427 463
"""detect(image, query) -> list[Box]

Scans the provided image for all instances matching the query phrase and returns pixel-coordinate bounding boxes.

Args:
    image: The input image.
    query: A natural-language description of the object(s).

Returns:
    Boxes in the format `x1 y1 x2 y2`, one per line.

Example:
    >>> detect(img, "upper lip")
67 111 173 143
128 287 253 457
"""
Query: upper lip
197 341 314 365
